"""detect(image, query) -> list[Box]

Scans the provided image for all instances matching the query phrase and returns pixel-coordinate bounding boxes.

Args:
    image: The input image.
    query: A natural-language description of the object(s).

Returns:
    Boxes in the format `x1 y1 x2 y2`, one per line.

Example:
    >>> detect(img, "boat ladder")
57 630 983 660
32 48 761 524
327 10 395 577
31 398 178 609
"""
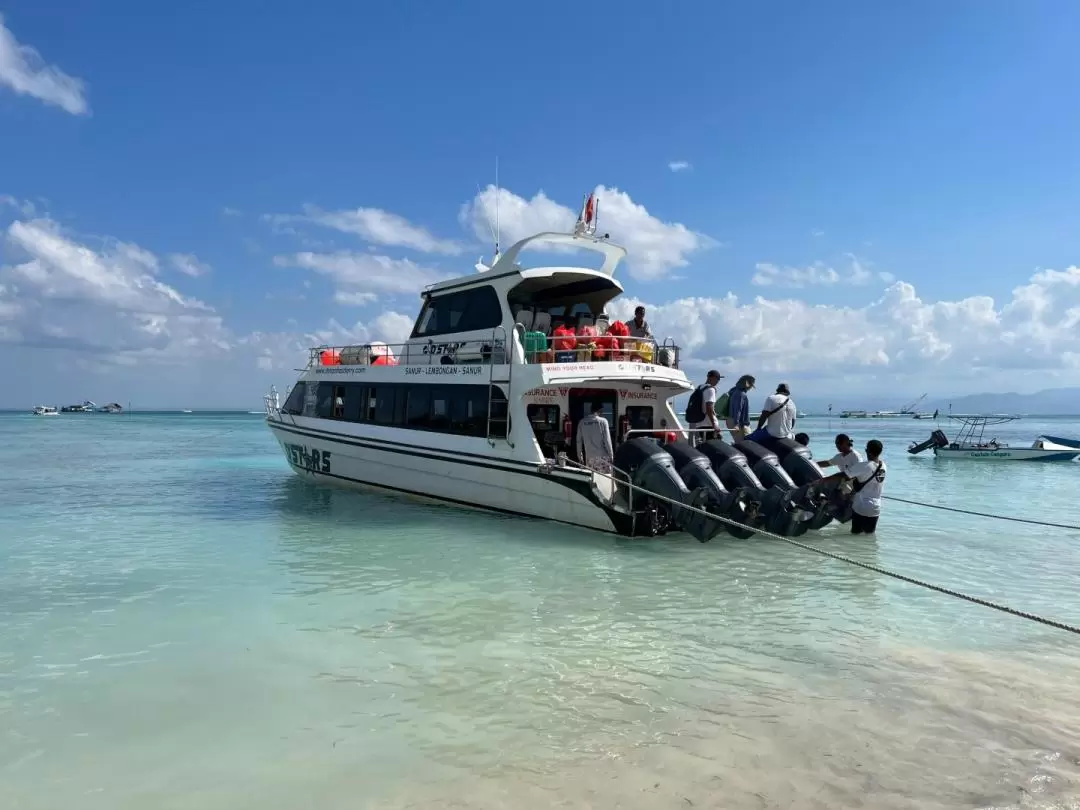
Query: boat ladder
486 325 517 447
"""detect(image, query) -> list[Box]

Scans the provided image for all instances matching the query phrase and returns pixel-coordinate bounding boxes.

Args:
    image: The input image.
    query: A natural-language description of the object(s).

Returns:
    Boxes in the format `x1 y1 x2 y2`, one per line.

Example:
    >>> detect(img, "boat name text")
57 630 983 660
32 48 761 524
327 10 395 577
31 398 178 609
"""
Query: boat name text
524 387 659 401
284 443 331 473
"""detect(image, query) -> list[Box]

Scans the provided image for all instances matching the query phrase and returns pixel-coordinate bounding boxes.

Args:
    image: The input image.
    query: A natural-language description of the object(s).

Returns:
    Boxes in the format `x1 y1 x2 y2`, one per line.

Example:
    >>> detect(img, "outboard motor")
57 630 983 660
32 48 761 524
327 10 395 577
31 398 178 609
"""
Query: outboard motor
611 438 725 542
908 429 949 455
770 438 844 530
734 440 818 537
696 439 764 494
664 442 756 540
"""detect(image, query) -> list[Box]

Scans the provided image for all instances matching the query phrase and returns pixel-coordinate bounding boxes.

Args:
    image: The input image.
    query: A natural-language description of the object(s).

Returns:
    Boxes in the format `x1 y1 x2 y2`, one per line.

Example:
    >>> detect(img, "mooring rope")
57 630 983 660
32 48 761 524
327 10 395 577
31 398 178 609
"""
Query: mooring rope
883 495 1080 531
559 459 1080 636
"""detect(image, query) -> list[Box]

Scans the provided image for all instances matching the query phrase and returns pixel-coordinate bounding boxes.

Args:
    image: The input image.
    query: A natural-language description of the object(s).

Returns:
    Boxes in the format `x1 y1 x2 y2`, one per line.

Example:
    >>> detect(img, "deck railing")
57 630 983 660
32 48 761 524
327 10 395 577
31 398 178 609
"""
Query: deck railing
306 329 683 370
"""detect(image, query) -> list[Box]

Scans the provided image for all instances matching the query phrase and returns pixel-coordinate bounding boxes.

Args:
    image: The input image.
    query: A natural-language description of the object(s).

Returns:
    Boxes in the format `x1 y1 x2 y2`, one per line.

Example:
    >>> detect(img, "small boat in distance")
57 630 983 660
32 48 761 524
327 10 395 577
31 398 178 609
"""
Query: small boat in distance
32 405 59 416
908 415 1080 461
61 400 97 413
97 403 124 413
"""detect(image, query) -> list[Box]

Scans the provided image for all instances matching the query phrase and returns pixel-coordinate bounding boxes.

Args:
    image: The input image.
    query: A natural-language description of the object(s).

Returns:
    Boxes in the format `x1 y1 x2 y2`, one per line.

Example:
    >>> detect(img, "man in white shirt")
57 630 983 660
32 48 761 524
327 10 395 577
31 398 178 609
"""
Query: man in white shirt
687 369 723 445
746 383 796 449
846 439 886 534
817 433 864 475
575 403 615 473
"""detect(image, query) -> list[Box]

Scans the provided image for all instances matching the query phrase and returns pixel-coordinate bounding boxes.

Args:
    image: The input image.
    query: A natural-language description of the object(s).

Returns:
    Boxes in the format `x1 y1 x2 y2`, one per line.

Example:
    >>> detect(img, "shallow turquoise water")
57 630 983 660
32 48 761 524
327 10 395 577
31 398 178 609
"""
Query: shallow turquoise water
1 412 1079 809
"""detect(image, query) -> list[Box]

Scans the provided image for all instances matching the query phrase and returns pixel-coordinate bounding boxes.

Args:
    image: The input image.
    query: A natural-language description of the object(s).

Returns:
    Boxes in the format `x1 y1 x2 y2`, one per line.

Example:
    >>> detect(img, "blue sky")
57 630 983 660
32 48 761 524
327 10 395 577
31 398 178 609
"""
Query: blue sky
3 2 1080 408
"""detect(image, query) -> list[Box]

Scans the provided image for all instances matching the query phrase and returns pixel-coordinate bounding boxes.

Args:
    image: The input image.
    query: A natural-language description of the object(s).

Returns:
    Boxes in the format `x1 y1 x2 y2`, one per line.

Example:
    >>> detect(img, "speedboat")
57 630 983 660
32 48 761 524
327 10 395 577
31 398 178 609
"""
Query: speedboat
263 189 856 542
32 405 58 416
60 400 96 413
908 416 1080 462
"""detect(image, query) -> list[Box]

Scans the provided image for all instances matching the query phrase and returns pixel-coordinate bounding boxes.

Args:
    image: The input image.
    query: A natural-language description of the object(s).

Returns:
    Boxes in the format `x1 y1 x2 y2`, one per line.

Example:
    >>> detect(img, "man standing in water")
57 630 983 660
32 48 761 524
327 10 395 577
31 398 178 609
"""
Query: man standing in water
847 439 886 534
575 402 615 473
822 439 886 534
817 433 863 475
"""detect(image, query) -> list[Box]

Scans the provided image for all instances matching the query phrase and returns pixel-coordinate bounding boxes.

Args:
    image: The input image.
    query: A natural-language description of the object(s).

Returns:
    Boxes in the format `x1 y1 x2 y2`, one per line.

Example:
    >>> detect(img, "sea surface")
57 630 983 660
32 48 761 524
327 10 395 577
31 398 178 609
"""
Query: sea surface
2 411 1079 809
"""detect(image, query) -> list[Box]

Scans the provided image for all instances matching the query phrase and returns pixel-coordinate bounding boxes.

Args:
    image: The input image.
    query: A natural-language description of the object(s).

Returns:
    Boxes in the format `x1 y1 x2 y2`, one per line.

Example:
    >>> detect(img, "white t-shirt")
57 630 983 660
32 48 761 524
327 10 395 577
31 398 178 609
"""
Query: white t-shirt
830 449 864 475
762 394 796 439
849 459 886 517
691 384 718 429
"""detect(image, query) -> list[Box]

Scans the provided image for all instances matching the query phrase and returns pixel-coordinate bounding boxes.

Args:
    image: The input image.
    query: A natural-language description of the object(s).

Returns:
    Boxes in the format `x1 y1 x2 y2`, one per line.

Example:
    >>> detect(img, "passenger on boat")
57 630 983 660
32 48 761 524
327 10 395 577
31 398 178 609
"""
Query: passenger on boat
746 383 796 451
722 375 755 442
625 306 652 339
817 433 863 474
685 370 723 446
576 403 614 473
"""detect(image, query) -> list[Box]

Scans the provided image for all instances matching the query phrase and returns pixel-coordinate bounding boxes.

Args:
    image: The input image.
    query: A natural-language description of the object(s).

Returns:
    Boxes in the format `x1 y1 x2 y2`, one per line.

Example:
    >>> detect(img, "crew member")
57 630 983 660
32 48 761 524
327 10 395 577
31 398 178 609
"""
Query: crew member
817 433 863 474
576 403 615 473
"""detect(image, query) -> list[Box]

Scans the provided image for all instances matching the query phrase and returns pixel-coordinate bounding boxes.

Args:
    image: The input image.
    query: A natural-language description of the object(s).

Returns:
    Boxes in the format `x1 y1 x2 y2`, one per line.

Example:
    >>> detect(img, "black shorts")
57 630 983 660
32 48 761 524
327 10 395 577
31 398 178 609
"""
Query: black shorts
851 512 879 535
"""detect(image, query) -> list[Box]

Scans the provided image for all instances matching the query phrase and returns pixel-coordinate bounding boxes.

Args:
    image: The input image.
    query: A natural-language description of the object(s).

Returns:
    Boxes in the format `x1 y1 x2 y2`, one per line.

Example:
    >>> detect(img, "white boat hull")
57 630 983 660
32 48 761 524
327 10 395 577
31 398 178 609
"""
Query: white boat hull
934 446 1080 461
267 418 622 533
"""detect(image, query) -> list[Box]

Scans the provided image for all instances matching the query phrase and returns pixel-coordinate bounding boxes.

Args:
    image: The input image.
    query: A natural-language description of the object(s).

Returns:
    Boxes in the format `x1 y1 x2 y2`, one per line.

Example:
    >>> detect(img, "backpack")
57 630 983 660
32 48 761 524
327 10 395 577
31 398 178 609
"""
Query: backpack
685 384 711 424
716 390 731 419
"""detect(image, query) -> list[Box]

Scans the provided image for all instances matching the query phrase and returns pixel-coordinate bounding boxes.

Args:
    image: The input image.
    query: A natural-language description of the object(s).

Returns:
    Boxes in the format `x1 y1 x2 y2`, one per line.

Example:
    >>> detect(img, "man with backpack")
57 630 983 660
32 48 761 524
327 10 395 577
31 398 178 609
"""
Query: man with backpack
684 370 723 445
716 374 755 442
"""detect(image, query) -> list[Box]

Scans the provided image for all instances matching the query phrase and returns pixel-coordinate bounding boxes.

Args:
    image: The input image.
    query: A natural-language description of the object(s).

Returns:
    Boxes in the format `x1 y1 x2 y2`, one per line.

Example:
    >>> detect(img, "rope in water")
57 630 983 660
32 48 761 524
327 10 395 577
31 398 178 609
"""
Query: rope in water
560 459 1080 636
883 495 1080 531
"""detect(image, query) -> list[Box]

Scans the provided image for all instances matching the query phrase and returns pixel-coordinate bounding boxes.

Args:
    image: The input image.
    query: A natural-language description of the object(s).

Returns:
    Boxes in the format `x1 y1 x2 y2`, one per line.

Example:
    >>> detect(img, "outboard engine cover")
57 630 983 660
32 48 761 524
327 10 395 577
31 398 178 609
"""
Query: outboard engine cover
665 441 756 540
735 440 798 491
611 438 724 542
770 438 825 487
697 440 764 492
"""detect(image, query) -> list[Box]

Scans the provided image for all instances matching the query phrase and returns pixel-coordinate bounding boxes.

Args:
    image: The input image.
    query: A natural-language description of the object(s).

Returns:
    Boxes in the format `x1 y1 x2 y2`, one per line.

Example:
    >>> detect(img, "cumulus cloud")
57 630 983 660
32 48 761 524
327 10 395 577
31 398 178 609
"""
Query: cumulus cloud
459 185 716 281
607 266 1080 388
168 252 212 277
751 262 841 288
0 217 228 362
273 251 449 300
268 204 463 255
751 254 890 288
668 161 692 173
0 14 89 115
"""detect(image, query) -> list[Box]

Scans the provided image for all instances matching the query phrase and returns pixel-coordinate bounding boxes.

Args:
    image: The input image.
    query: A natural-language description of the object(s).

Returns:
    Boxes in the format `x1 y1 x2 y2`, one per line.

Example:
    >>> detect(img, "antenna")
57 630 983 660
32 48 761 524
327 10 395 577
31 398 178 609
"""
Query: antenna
493 156 501 263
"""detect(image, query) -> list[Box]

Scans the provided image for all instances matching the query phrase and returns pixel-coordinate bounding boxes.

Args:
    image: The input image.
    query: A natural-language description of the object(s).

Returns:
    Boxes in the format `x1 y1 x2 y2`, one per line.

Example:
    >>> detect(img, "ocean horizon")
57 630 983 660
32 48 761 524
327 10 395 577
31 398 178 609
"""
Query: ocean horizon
2 411 1079 809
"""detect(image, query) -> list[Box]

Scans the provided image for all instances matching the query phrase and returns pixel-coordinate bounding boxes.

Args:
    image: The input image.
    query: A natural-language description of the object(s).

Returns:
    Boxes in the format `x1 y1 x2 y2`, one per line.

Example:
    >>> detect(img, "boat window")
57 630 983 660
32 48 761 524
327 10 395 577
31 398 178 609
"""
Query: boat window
453 387 489 436
373 386 399 425
331 385 347 419
527 404 560 432
281 385 306 415
430 388 451 432
411 285 503 338
625 406 654 432
406 387 431 429
315 383 336 419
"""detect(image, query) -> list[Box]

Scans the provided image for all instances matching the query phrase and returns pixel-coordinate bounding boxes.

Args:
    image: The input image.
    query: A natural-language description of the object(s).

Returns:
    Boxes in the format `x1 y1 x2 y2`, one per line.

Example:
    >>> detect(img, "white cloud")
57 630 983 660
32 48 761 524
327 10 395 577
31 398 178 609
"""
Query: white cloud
0 14 89 115
751 254 888 288
1 195 36 217
811 229 825 238
269 204 463 255
668 161 692 173
168 253 212 277
334 291 377 306
0 217 231 363
273 251 450 300
751 262 841 288
460 185 716 281
607 266 1080 389
222 207 242 217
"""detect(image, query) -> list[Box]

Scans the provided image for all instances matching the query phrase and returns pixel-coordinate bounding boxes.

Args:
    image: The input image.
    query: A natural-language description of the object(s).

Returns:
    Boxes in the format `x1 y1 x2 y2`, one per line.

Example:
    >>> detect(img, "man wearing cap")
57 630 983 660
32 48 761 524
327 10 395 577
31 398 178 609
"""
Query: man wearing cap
746 383 797 451
687 369 724 445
